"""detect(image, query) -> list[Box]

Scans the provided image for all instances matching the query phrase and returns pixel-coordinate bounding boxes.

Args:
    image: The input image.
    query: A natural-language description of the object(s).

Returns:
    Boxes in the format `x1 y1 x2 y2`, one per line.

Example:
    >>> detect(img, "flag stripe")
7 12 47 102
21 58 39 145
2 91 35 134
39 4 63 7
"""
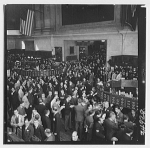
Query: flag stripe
23 21 26 34
28 11 33 36
20 9 34 36
25 10 30 35
20 18 21 33
26 10 32 36
29 11 34 36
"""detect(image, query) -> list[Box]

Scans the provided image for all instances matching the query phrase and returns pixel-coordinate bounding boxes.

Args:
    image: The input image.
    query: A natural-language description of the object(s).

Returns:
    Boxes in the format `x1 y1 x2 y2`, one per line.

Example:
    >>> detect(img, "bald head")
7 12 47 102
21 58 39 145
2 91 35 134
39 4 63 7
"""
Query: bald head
72 131 78 141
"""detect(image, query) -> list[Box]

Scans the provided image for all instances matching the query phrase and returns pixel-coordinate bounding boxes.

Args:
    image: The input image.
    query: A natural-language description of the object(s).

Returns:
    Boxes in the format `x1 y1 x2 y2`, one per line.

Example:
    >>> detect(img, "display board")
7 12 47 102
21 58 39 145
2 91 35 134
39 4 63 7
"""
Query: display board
99 90 138 110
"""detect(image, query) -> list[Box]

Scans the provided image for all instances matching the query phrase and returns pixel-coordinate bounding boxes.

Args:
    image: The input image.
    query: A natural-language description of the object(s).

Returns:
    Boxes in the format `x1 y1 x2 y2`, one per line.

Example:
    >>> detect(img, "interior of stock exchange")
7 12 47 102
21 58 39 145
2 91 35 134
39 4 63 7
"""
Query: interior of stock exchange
5 4 145 144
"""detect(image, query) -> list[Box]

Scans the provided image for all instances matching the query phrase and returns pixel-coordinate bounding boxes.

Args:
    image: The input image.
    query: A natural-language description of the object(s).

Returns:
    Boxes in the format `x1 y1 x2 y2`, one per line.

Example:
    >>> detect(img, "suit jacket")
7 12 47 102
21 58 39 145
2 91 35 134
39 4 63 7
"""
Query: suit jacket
104 118 119 141
11 91 20 110
102 107 112 119
124 121 134 129
23 124 34 141
84 109 90 118
120 133 132 144
54 84 59 92
42 115 51 130
116 111 124 123
54 112 61 134
64 100 71 115
74 105 85 122
28 92 34 106
45 134 55 141
95 122 105 140
37 87 43 98
35 103 47 117
44 95 53 109
86 83 92 95
59 93 66 106
70 96 78 106
68 83 75 95
41 83 47 96
47 86 54 95
34 125 46 141
128 113 138 124
85 115 94 131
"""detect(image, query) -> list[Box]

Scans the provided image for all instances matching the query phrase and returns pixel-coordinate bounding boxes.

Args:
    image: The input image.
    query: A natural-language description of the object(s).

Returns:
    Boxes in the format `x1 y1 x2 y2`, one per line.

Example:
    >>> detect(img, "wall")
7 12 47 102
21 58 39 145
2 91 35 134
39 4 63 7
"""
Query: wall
123 32 138 55
7 5 138 61
25 41 35 51
7 38 15 50
34 37 52 51
64 40 79 60
33 30 137 61
15 39 22 49
8 30 138 61
7 38 22 49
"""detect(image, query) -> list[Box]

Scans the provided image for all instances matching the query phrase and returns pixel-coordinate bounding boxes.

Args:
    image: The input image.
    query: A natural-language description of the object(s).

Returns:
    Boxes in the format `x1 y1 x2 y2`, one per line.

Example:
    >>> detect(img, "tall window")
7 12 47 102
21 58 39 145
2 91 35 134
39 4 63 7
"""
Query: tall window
62 5 114 25
70 46 74 54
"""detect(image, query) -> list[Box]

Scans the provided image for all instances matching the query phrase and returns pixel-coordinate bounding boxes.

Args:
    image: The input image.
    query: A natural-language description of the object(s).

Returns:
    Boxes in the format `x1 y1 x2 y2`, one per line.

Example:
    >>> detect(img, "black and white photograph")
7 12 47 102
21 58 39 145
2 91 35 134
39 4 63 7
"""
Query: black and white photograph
3 3 146 145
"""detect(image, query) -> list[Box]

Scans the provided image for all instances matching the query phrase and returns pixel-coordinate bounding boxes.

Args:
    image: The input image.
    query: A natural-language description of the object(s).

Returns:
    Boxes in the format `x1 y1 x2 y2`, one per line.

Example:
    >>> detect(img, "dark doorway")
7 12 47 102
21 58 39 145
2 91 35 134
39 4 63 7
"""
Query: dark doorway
25 41 35 51
78 40 107 63
88 40 107 57
79 47 86 61
55 47 62 62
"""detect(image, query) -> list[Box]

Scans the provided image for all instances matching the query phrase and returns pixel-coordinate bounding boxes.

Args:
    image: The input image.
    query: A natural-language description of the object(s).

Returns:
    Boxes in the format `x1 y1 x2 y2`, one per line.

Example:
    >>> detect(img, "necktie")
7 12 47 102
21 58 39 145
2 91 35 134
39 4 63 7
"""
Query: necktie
15 116 19 124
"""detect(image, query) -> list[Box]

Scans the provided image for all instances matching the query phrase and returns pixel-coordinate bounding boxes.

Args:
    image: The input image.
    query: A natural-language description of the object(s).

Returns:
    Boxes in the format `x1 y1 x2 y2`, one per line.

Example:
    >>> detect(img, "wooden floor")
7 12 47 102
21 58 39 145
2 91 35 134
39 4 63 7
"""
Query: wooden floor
59 118 73 141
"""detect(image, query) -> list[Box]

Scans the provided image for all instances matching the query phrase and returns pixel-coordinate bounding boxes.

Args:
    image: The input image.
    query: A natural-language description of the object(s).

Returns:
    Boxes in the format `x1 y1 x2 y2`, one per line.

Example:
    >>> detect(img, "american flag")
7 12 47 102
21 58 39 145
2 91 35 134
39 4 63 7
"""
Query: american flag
20 9 34 36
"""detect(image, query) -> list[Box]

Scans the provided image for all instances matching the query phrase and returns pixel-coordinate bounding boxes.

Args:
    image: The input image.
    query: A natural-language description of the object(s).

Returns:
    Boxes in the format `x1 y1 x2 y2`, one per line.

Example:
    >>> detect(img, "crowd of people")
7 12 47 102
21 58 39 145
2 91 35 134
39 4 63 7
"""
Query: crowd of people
7 50 63 71
6 51 138 144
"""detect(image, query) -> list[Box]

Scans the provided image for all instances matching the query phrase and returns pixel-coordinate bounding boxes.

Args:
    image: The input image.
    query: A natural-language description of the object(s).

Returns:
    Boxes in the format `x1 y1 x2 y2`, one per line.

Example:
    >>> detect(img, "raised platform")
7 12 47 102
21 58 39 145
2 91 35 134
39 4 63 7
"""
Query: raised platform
109 79 138 88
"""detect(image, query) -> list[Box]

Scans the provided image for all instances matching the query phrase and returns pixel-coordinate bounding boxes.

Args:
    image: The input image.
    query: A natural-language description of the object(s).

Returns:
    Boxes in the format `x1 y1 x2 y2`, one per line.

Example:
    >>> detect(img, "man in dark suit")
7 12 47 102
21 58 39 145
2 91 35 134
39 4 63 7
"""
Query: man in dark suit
28 87 34 107
85 81 92 95
35 98 47 117
117 114 135 144
102 101 112 119
41 79 47 97
104 111 119 142
42 109 51 130
85 110 95 141
47 83 54 96
68 81 75 95
120 129 133 144
53 108 61 141
33 120 46 141
74 98 85 140
115 105 124 124
22 117 34 141
11 87 20 111
64 95 74 131
123 114 135 130
84 104 93 118
44 91 53 110
94 117 105 143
